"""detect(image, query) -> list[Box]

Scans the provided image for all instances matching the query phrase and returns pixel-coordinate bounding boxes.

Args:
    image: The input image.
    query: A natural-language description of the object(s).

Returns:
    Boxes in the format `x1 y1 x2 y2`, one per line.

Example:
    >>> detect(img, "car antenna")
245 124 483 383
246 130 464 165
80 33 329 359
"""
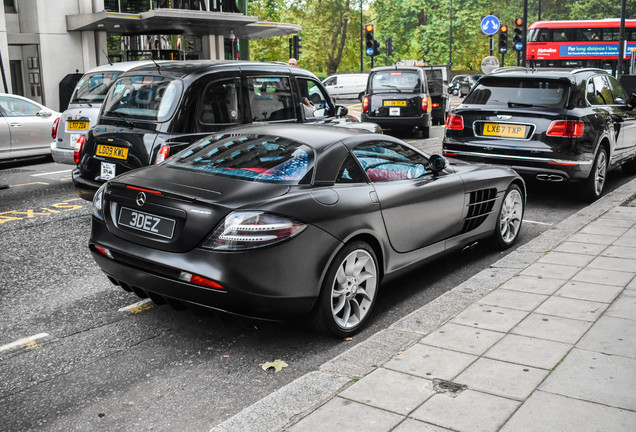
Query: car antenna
151 57 162 72
101 49 113 66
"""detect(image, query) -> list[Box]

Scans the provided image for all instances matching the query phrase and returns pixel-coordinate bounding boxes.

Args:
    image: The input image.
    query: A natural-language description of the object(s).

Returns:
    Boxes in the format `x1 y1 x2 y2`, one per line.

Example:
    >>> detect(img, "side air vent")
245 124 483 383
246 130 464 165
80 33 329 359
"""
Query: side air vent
462 188 497 233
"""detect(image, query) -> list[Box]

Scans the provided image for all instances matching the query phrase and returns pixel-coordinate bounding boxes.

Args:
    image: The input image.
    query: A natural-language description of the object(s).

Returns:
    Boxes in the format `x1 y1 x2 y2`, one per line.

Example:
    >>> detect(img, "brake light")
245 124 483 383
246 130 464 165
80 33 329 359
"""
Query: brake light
156 145 170 164
445 114 464 130
421 97 428 112
125 185 162 195
52 117 60 139
432 102 440 108
547 120 584 137
74 135 85 164
179 271 224 290
362 97 369 112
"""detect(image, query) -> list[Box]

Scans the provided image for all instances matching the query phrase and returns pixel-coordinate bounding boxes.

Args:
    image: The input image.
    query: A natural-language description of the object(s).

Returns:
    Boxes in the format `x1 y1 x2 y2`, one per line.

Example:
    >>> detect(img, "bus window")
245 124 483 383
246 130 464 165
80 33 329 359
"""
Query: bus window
601 29 619 41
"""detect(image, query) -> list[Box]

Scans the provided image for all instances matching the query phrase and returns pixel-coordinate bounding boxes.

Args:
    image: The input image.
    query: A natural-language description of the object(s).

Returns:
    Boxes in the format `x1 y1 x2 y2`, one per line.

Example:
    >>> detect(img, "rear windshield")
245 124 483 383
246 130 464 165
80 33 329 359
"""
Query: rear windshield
370 70 421 92
464 78 568 108
102 75 182 121
71 72 122 104
166 133 315 185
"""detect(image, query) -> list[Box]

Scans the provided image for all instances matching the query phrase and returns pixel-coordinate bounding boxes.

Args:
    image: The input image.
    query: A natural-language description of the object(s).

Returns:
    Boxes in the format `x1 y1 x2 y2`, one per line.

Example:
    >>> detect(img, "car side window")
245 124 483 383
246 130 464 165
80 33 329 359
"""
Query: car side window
246 76 295 122
589 76 613 106
296 78 329 120
197 78 241 131
352 141 428 183
0 96 40 116
607 75 628 105
336 154 367 183
323 76 337 86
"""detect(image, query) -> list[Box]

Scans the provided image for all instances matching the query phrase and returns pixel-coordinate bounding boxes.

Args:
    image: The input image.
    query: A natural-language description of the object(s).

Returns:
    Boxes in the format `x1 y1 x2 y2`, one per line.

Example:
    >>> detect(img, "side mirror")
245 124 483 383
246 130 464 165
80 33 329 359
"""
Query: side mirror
314 108 326 119
335 105 348 117
428 154 448 174
628 93 636 109
37 110 52 117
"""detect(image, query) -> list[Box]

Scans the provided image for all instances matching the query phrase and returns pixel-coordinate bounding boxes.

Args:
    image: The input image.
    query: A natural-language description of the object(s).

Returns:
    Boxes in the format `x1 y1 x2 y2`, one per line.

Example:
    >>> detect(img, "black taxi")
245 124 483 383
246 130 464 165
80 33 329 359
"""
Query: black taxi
72 60 379 200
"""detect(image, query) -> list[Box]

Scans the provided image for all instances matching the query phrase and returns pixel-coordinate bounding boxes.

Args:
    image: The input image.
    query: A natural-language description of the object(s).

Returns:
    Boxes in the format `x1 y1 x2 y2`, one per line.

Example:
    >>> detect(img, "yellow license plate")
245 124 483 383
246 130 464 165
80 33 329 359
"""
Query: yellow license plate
483 123 528 139
383 100 407 107
96 144 129 160
67 121 89 130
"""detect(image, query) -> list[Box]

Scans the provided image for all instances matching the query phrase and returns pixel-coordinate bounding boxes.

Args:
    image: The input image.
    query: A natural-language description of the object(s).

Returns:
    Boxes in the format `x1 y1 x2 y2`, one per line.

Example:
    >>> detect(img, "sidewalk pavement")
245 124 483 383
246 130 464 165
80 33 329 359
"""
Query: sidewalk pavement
212 178 636 432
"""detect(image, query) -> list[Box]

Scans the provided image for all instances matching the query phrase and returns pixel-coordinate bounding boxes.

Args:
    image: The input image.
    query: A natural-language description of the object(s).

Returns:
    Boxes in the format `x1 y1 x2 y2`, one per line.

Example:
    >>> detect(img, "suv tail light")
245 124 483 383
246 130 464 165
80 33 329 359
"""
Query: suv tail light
52 117 60 139
74 135 85 164
362 97 369 112
156 145 170 164
421 97 428 112
445 114 464 130
547 120 584 137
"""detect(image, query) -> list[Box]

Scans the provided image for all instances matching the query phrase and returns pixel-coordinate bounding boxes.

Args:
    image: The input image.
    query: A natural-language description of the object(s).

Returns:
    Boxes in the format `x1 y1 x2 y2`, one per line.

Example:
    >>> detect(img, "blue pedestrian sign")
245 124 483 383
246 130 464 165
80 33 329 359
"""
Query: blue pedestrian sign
481 15 500 36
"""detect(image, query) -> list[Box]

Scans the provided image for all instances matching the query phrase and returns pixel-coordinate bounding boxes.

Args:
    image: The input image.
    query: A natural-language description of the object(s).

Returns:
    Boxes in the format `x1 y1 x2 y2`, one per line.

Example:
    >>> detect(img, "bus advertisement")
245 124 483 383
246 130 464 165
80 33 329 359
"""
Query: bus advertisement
527 19 636 73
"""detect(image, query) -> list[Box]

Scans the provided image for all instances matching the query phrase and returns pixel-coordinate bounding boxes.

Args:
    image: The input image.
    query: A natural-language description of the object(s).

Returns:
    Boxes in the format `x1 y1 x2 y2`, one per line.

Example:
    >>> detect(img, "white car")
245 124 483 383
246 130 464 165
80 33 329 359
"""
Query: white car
322 73 368 100
0 93 59 161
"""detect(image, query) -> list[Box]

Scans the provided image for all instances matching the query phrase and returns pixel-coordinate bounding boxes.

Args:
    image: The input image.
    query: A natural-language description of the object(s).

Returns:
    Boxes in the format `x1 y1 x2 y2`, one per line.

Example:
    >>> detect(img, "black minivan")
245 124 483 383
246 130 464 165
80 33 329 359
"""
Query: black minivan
73 61 378 200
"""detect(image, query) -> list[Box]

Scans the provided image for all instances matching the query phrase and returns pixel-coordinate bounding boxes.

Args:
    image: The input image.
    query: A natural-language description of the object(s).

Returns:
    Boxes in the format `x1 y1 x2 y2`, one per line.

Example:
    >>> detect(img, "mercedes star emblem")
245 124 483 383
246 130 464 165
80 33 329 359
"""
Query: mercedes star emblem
136 192 147 207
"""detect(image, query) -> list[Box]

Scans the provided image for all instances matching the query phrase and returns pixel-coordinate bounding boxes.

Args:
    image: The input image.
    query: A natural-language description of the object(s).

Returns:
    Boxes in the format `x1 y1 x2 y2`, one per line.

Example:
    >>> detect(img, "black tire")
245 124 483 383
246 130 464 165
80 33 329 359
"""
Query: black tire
312 241 379 337
421 126 430 139
581 146 608 202
491 184 524 250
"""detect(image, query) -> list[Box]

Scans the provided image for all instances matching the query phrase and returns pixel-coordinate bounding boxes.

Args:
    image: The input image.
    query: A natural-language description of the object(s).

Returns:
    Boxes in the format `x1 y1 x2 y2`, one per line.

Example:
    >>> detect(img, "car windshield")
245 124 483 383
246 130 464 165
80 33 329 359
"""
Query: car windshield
102 75 182 121
464 78 568 108
166 133 315 185
370 71 421 92
71 72 122 104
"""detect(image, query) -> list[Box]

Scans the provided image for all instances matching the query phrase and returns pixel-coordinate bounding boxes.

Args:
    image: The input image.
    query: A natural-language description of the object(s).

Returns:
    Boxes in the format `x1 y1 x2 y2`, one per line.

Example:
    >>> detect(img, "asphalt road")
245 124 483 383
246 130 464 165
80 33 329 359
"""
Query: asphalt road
1 112 635 431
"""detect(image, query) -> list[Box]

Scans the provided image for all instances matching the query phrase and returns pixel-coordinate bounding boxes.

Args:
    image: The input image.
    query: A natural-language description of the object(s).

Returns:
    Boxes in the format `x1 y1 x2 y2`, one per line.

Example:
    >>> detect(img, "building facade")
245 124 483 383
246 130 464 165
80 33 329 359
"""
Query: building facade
0 0 299 110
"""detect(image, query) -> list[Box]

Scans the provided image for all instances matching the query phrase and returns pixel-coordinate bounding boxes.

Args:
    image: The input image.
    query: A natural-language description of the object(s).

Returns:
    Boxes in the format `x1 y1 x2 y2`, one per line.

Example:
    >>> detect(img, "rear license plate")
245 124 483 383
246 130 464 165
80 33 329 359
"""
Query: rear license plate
482 123 528 139
96 144 129 160
389 107 401 116
118 207 176 239
383 100 407 107
67 121 89 130
100 162 116 181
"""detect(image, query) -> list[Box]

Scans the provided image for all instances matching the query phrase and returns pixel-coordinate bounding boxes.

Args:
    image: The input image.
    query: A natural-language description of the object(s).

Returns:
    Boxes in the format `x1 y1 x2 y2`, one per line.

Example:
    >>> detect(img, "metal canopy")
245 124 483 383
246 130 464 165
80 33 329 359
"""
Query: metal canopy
66 9 300 40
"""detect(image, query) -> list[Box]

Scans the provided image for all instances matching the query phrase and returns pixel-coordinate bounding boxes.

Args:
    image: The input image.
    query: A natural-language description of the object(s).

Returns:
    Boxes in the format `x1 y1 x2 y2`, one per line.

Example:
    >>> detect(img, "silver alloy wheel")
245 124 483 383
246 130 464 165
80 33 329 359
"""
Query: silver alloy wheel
594 150 607 196
499 189 523 244
330 249 377 330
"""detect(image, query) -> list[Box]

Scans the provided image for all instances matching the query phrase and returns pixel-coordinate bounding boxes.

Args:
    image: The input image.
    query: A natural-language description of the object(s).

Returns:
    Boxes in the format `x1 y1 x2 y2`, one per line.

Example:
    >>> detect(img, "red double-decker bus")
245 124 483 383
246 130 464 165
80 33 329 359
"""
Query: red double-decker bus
527 19 636 73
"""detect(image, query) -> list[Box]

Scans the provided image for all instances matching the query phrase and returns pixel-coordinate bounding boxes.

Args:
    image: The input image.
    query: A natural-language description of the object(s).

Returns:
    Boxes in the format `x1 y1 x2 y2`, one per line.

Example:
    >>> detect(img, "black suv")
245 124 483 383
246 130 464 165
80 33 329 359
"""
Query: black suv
443 68 636 201
360 66 432 138
72 61 379 200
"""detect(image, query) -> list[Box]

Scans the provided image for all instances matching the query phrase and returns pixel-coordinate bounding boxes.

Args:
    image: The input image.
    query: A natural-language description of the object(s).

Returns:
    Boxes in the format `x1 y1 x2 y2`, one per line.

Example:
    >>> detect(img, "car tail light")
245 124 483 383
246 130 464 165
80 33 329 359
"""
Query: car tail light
432 102 440 108
155 145 170 164
202 211 307 251
421 97 428 112
445 114 464 130
52 117 60 139
179 272 224 290
362 97 369 112
74 135 85 164
547 120 584 137
92 183 107 220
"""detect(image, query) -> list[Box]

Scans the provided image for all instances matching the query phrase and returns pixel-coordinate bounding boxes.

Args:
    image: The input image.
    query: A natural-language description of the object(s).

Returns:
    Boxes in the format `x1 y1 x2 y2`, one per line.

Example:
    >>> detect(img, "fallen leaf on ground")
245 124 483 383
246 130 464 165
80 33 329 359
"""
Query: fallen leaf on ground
261 359 288 372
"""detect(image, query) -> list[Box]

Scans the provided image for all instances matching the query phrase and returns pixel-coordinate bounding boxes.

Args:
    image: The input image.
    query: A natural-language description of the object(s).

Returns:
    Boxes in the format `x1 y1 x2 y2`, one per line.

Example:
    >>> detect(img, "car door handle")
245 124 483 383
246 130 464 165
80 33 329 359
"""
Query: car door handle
10 122 22 127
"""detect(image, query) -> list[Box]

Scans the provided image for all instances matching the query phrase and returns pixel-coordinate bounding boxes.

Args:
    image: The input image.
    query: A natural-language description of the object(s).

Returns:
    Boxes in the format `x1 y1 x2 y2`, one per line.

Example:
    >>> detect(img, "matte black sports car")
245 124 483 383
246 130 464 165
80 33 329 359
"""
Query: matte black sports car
89 124 525 336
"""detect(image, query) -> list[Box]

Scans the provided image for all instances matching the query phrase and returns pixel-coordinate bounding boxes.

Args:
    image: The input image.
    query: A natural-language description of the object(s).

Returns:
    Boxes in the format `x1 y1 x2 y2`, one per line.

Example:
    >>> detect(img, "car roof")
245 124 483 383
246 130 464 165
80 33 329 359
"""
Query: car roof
215 123 378 150
118 60 319 80
370 66 423 73
82 60 167 74
486 67 606 82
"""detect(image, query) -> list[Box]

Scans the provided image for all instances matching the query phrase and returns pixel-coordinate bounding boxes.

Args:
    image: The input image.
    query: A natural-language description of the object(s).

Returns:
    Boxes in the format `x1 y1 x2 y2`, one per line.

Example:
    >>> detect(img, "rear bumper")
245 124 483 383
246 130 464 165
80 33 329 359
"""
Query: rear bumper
72 168 102 201
360 113 431 131
442 149 593 181
50 142 75 165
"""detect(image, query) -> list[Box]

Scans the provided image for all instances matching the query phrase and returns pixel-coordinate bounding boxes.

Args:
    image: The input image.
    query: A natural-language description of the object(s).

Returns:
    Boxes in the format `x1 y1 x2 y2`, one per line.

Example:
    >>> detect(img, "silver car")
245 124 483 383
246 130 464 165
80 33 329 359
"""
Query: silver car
0 93 59 160
51 61 159 164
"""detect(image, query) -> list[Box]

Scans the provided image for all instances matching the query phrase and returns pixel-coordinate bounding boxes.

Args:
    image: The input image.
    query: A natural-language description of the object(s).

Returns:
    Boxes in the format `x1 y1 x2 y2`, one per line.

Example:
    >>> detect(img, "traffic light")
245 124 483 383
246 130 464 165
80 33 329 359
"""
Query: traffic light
499 25 508 53
386 37 393 57
365 24 374 56
513 17 524 50
373 39 381 56
292 35 302 59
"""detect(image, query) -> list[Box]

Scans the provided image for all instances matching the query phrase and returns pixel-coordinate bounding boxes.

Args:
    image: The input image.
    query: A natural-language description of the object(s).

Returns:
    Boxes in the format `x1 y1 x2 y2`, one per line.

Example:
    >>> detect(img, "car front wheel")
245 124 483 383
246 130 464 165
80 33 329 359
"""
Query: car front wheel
312 241 379 337
491 184 524 249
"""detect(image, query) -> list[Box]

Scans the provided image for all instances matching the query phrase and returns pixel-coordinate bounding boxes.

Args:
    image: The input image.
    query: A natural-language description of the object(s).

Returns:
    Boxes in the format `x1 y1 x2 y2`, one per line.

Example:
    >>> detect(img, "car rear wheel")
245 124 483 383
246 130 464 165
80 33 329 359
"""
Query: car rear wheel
421 126 430 139
582 147 607 202
491 184 524 249
312 241 379 337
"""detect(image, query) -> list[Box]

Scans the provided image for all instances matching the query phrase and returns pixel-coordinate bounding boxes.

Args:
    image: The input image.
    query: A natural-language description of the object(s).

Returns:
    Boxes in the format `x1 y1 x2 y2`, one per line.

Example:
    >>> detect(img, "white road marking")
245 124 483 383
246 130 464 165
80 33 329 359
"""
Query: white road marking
118 298 154 313
31 169 73 177
524 219 554 226
0 333 50 353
